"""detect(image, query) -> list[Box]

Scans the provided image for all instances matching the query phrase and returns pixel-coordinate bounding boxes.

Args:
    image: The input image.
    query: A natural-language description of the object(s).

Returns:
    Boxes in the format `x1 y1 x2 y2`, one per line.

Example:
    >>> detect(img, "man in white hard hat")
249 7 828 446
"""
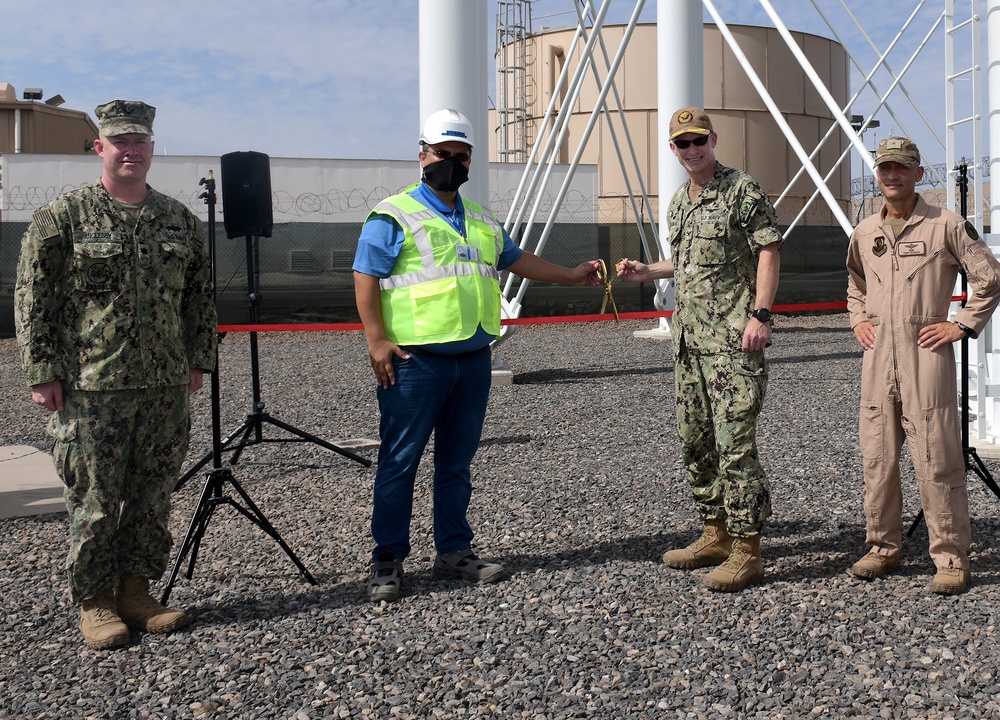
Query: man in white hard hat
353 108 601 602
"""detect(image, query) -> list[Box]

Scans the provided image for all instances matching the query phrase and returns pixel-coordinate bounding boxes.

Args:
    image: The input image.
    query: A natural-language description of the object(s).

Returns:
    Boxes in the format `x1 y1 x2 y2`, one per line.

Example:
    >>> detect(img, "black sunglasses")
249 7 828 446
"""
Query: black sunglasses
673 135 711 149
427 147 471 163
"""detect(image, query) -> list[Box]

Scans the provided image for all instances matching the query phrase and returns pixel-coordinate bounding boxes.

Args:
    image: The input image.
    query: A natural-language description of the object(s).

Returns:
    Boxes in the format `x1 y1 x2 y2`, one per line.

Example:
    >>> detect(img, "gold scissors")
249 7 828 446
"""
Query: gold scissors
596 259 620 322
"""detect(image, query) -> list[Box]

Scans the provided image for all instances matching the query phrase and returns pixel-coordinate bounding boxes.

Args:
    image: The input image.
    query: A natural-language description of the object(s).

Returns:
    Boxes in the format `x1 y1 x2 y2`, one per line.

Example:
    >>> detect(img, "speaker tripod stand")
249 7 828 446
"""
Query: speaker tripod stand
162 170 371 604
907 161 1000 537
173 231 371 493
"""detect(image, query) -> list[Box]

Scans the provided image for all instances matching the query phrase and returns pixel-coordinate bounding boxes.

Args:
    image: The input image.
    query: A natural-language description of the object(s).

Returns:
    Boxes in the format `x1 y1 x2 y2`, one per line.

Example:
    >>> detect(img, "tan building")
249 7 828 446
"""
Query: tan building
491 23 852 228
0 83 98 155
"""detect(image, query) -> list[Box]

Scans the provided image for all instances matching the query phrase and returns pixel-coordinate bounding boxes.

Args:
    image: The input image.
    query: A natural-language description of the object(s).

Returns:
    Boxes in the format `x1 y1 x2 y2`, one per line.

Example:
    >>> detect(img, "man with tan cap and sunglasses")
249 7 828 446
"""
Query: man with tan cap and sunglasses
617 107 781 592
847 136 1000 595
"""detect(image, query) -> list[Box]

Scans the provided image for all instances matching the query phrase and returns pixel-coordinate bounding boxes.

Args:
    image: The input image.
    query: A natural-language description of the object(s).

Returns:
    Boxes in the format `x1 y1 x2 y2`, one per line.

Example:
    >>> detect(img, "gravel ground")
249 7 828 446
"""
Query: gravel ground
2 313 1000 720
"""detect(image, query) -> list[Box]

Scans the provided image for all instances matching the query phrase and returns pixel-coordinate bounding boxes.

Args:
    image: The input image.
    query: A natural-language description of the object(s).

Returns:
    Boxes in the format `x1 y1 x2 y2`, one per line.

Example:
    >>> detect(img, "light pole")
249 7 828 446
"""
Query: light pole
851 114 880 221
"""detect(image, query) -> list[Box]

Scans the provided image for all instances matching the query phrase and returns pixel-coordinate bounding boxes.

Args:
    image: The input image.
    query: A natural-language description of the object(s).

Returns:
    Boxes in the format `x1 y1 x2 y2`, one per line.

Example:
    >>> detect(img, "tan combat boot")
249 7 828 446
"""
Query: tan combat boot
117 577 190 633
850 551 900 580
662 519 732 569
80 588 130 650
702 535 764 592
929 567 970 595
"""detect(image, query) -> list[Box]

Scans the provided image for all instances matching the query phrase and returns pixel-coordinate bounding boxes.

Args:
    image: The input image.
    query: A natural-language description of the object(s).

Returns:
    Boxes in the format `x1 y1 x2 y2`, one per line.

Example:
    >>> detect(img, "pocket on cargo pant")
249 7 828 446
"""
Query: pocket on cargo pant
859 400 884 467
47 414 78 489
724 352 768 421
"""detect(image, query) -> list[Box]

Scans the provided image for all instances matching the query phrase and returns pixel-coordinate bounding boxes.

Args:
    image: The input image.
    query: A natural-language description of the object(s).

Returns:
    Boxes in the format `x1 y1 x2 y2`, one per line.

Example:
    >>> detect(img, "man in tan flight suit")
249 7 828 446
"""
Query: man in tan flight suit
846 137 1000 595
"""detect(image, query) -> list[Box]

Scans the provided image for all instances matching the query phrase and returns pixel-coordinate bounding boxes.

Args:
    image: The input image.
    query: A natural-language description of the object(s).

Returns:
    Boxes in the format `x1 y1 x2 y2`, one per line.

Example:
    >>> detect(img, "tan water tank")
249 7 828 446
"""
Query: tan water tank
492 23 850 227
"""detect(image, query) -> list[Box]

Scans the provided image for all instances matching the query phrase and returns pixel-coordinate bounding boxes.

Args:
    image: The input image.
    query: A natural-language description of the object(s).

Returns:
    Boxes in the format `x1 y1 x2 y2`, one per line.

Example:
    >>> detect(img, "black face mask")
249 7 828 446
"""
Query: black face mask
422 156 469 193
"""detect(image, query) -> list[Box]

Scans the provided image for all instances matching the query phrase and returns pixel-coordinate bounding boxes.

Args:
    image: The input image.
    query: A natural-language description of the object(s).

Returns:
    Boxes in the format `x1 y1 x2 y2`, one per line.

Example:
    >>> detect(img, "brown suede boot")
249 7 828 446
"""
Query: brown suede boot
851 551 900 580
929 567 970 595
702 535 764 592
117 577 189 633
662 519 732 569
80 588 130 650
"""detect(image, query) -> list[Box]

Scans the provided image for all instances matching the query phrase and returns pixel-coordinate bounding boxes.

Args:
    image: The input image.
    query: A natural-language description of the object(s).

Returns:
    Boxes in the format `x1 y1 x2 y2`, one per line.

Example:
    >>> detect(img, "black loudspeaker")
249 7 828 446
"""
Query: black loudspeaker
221 151 273 238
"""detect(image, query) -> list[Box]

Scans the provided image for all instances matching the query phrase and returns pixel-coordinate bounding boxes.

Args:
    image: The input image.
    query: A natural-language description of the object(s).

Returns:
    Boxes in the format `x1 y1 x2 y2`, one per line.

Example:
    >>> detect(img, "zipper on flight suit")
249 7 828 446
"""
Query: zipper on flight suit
905 250 941 283
885 237 901 394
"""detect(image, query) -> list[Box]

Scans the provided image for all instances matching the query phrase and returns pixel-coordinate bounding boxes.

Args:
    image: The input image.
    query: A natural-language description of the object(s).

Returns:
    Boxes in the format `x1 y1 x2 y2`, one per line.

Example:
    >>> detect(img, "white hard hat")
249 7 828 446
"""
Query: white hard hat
420 108 475 148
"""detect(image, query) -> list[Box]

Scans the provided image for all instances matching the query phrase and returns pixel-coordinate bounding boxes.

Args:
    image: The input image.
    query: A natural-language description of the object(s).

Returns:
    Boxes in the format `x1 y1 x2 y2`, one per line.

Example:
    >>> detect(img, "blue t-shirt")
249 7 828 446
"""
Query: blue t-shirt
353 183 523 354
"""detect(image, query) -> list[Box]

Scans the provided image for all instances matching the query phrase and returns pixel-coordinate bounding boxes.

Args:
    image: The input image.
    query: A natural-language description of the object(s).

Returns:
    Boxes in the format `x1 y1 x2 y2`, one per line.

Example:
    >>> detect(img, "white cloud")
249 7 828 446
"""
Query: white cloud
3 0 421 158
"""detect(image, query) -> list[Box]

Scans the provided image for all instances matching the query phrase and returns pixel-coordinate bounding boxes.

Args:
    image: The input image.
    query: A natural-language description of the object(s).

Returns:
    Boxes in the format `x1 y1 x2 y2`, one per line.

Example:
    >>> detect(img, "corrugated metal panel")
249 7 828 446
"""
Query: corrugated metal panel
0 103 98 155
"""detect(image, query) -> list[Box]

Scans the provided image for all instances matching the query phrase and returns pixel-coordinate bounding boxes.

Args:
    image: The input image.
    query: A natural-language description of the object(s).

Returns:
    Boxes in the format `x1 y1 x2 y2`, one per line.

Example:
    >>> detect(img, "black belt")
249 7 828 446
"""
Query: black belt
400 345 488 358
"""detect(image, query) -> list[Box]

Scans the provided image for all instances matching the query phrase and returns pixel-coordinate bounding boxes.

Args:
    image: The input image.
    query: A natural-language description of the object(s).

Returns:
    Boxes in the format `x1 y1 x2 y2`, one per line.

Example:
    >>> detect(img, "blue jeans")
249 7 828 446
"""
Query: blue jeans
371 346 492 561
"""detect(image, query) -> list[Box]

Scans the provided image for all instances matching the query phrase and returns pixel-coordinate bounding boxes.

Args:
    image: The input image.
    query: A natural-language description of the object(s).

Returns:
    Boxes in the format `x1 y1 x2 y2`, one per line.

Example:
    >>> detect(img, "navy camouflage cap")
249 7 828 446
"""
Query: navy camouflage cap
95 99 155 136
874 137 920 168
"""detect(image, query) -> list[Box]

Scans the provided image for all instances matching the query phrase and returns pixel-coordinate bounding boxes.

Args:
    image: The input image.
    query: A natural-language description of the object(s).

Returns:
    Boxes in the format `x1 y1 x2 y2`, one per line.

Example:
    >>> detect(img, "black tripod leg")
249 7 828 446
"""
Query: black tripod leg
162 472 224 605
184 500 223 581
967 449 1000 498
176 417 259 492
261 414 371 466
906 509 924 537
229 416 260 466
174 448 215 493
223 475 317 584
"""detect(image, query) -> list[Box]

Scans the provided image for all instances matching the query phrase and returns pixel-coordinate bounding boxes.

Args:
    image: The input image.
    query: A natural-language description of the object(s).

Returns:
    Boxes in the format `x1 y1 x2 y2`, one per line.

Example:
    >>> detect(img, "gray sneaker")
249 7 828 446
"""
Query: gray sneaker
433 549 506 583
368 554 403 602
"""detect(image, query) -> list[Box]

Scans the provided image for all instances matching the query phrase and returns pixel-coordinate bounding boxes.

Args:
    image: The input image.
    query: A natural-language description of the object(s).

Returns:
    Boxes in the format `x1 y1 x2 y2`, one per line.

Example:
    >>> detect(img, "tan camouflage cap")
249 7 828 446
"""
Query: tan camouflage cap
874 137 920 168
669 107 714 140
95 99 155 136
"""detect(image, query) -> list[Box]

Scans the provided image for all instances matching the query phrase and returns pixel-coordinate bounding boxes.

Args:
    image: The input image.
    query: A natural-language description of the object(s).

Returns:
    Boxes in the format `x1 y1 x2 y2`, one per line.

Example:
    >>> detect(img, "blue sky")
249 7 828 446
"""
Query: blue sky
1 0 986 173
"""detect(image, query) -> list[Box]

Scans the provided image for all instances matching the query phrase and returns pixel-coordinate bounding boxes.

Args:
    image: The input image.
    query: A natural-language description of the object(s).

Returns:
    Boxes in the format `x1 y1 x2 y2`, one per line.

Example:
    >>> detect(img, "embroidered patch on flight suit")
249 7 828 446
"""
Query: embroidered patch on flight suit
897 241 926 257
872 236 887 257
31 208 59 240
965 220 980 240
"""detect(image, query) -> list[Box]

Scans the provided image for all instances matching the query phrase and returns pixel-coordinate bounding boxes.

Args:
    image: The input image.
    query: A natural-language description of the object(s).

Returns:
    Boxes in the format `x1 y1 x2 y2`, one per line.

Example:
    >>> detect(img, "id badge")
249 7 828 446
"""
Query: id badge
457 245 480 262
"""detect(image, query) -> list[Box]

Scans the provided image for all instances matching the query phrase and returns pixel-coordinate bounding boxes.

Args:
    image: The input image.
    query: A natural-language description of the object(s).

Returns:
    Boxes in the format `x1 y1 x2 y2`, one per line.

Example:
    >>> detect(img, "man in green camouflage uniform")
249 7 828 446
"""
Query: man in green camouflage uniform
14 100 217 649
617 107 781 592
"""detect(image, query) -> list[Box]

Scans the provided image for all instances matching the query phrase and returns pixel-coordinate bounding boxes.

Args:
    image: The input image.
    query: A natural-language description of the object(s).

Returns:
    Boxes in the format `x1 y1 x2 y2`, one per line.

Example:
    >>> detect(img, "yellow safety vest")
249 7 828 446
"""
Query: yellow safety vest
371 186 505 345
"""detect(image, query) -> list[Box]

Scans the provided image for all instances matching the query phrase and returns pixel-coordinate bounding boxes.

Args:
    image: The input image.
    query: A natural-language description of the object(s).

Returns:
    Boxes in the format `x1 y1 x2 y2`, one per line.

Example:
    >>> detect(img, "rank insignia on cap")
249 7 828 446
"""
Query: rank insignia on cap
94 99 155 136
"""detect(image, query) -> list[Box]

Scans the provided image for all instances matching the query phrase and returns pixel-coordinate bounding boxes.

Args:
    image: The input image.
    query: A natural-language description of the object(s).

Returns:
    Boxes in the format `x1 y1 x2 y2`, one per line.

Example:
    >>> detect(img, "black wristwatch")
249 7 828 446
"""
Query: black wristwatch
956 322 975 339
751 308 772 323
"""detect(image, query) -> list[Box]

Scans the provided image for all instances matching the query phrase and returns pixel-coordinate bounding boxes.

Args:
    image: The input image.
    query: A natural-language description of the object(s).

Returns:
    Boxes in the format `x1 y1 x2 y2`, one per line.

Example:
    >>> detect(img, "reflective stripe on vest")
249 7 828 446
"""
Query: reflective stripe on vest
380 261 499 291
369 188 504 344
